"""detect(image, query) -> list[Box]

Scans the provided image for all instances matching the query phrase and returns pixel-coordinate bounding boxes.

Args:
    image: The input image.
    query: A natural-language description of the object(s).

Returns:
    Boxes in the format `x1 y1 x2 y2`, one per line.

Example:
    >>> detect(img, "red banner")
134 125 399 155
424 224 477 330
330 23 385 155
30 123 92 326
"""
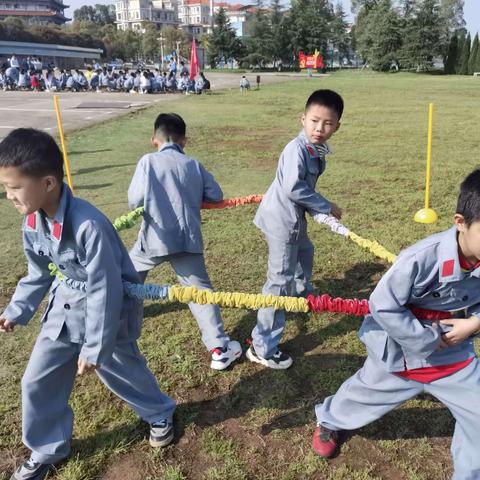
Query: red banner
299 50 324 69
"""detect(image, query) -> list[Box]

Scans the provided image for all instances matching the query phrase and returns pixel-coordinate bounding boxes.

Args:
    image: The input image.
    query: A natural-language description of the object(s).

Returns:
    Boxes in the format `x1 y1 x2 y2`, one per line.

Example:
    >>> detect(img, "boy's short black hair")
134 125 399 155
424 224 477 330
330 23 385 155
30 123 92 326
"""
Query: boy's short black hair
0 128 64 182
457 169 480 226
305 89 344 120
153 113 186 142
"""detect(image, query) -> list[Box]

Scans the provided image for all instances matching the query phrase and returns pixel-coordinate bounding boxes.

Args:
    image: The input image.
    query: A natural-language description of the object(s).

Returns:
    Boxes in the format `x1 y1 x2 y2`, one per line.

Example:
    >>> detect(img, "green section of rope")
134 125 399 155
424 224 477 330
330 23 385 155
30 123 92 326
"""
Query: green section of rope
113 207 145 232
48 263 65 281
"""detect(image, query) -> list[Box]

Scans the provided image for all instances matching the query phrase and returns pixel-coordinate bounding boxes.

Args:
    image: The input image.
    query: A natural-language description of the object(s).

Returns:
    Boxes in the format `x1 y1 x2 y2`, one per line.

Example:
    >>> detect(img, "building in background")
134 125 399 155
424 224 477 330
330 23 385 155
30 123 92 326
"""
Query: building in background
115 0 254 37
115 0 180 31
0 40 102 69
0 0 70 25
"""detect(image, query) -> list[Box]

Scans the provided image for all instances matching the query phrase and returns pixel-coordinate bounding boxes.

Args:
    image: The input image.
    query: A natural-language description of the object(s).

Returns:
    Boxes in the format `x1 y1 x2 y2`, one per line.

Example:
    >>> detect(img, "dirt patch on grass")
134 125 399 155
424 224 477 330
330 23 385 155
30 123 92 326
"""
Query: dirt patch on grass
101 451 150 480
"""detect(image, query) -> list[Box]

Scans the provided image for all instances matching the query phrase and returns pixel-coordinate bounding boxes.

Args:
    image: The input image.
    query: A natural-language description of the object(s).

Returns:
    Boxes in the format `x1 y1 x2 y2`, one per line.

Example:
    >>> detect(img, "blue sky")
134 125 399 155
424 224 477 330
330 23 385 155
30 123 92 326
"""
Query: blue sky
64 0 480 35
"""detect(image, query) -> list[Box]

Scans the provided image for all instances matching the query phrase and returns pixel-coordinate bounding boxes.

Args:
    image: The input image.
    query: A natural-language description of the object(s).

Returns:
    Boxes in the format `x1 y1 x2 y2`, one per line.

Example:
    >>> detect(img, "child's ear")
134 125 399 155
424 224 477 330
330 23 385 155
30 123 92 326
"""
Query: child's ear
151 136 158 148
334 122 341 133
454 213 468 232
45 175 58 192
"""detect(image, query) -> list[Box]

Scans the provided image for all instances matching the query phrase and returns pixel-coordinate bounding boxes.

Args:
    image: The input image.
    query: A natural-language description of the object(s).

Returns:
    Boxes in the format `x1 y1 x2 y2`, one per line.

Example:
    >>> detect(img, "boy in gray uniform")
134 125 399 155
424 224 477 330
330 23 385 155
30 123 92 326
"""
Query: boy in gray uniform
314 169 480 480
128 113 242 370
0 129 176 480
248 90 343 369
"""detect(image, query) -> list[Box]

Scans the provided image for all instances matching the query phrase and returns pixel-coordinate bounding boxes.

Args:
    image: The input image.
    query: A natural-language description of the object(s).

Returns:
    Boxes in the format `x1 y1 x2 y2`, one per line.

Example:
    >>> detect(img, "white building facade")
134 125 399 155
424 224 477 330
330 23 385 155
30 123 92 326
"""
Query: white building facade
115 0 179 31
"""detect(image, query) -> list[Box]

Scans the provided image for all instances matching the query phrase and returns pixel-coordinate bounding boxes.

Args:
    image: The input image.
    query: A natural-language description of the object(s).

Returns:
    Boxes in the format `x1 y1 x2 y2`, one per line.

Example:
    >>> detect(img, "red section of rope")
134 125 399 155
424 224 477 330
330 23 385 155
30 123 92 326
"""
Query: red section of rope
202 194 264 209
306 294 453 320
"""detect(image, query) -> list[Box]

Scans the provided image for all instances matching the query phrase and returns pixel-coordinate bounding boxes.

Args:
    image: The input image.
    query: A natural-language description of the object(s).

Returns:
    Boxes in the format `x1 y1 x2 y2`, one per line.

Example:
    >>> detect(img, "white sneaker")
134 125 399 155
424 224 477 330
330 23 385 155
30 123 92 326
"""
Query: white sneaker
246 345 293 369
210 340 242 370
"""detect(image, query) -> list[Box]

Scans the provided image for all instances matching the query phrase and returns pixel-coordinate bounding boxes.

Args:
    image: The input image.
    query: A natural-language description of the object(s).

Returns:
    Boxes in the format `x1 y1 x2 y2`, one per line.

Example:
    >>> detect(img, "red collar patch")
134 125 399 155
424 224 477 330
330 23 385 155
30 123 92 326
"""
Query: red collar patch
52 221 62 240
441 259 455 277
26 213 36 230
306 145 317 157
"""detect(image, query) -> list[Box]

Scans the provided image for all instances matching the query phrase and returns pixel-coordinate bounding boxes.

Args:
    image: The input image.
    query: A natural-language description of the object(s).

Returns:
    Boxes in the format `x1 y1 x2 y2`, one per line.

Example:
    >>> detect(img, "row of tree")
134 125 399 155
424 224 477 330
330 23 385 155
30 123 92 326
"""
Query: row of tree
352 0 469 71
445 32 480 74
0 0 475 73
208 0 351 69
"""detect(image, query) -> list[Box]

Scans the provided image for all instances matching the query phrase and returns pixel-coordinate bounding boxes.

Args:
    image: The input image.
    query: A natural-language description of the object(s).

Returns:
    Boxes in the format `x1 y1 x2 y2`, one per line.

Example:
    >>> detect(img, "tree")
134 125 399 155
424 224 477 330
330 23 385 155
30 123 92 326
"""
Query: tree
73 5 96 23
354 0 401 71
439 0 465 60
468 33 479 75
207 8 245 68
350 0 379 14
444 33 458 73
455 32 465 72
331 1 351 65
269 0 291 66
439 0 465 35
141 23 160 60
73 4 115 25
94 4 115 25
247 0 273 65
475 36 480 73
161 26 191 59
401 0 443 71
287 0 333 61
458 31 470 74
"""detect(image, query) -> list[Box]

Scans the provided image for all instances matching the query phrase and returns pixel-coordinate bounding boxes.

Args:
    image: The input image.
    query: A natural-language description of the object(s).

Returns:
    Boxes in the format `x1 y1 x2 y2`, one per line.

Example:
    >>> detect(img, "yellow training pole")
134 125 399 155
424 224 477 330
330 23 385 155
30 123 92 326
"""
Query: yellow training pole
53 95 74 193
414 103 437 224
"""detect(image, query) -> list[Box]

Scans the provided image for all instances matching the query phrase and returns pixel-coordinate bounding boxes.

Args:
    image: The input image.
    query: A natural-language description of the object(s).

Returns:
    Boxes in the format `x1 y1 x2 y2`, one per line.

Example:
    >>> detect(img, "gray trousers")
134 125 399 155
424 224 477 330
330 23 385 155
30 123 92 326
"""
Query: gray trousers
316 356 480 480
23 331 176 464
252 232 314 358
130 244 229 351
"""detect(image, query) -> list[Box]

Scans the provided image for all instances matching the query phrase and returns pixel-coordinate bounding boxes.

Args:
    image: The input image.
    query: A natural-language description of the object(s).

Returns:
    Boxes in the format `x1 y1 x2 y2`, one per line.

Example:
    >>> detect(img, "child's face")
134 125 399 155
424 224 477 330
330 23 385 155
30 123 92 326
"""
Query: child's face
0 167 55 215
302 104 340 145
455 215 480 260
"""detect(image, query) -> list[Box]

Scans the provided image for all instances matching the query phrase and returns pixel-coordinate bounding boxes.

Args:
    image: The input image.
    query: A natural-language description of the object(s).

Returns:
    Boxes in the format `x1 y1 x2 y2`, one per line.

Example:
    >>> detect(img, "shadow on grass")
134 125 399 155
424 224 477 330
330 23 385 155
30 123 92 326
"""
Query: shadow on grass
144 301 189 318
75 183 113 190
75 163 132 176
175 346 454 442
0 192 5 199
69 148 112 156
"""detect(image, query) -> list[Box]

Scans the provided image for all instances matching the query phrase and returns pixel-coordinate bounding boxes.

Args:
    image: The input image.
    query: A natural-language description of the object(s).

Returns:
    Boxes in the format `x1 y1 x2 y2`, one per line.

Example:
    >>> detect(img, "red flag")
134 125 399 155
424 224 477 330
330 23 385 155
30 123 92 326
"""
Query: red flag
189 38 199 80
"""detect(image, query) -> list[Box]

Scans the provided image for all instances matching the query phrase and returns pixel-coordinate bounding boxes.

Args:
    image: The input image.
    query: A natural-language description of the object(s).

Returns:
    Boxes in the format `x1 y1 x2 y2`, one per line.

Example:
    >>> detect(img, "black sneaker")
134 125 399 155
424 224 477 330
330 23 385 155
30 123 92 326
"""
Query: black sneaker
246 345 293 369
149 419 174 447
10 458 52 480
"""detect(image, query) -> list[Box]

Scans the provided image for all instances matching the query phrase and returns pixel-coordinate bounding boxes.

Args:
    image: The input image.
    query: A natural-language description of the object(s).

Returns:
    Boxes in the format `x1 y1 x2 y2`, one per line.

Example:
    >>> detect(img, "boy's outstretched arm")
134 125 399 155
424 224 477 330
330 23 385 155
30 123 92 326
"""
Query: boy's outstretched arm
200 164 223 203
281 145 332 215
79 222 124 367
2 228 54 327
128 157 147 210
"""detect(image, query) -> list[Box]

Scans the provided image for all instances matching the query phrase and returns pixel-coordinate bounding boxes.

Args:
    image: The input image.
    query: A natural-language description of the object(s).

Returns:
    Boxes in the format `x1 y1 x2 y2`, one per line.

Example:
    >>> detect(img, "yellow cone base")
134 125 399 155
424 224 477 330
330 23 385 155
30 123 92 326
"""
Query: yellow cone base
414 208 438 224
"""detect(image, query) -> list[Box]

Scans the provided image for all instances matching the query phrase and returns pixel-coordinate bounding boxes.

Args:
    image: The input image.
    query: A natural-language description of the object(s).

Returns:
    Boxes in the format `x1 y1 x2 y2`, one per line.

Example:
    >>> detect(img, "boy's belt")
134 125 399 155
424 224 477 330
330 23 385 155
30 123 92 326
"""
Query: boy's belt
409 306 469 320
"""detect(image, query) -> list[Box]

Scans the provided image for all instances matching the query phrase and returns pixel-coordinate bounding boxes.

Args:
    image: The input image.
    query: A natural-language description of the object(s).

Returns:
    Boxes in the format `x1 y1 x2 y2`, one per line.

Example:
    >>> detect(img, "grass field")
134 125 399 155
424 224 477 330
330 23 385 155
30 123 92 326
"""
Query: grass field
1 70 480 480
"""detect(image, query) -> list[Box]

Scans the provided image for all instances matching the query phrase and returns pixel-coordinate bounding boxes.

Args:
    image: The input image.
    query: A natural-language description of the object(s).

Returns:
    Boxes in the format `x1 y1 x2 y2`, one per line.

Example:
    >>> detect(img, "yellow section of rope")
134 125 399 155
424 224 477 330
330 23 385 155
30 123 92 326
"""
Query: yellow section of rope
347 231 397 264
168 285 310 313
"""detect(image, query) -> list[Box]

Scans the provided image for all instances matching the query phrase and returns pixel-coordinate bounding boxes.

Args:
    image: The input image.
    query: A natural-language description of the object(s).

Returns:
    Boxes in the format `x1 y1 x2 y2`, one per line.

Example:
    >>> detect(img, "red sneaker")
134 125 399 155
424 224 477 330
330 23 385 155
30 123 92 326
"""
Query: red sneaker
312 425 338 458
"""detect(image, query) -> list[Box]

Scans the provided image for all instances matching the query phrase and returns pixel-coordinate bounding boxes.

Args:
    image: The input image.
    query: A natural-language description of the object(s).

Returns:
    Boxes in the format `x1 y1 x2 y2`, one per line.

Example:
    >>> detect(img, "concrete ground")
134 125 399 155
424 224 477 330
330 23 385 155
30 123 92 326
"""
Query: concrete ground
0 71 321 140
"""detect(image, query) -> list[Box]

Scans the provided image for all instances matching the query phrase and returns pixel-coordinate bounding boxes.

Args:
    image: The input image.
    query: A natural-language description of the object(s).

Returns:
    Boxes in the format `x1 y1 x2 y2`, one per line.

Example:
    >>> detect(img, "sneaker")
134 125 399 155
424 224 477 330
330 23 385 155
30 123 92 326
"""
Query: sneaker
246 345 293 369
312 425 339 458
210 340 242 370
10 458 52 480
149 419 174 447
